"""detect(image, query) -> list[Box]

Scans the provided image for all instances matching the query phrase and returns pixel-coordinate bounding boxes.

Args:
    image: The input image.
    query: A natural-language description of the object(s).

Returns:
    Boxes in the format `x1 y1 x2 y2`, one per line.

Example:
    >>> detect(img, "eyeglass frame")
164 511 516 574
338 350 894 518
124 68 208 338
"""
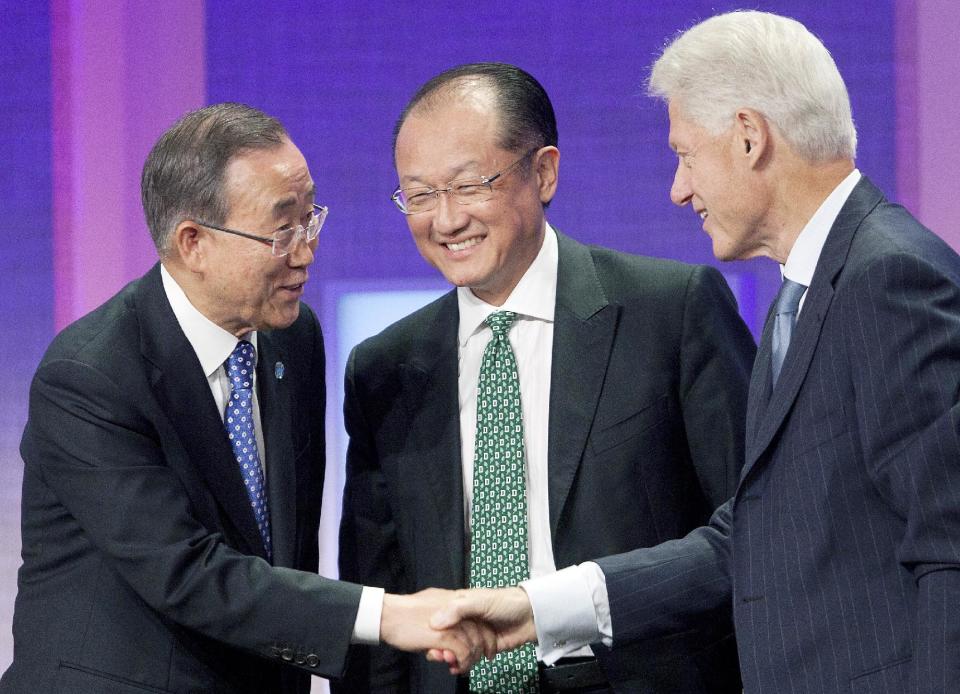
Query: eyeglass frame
194 203 328 257
390 147 541 215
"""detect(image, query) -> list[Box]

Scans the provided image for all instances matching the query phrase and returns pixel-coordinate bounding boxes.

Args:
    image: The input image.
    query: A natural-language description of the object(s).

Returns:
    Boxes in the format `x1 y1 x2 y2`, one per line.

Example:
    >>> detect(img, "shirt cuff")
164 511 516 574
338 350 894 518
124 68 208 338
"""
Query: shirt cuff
350 586 385 645
521 562 611 665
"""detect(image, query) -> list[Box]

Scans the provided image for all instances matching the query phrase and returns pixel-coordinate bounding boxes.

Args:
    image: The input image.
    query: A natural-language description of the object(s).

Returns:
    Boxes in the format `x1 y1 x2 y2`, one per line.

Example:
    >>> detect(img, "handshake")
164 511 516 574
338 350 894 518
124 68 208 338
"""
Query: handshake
380 586 538 674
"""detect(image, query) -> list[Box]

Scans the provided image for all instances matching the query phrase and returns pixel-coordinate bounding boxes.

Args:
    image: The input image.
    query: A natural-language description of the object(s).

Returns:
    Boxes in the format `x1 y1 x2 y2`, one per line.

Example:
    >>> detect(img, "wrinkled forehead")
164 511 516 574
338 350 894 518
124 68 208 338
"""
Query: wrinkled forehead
667 100 710 151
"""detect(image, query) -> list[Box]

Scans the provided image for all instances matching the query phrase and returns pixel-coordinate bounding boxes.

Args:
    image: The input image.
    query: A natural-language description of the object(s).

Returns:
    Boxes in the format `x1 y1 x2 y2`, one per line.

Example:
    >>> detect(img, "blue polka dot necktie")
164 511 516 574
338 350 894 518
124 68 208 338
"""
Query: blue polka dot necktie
468 311 539 693
224 340 272 561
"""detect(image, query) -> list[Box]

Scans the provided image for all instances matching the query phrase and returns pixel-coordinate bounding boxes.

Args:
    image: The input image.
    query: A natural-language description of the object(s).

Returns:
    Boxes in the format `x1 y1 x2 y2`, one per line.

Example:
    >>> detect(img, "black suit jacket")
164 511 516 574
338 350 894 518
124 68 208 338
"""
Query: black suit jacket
2 265 362 694
599 177 960 693
337 231 756 693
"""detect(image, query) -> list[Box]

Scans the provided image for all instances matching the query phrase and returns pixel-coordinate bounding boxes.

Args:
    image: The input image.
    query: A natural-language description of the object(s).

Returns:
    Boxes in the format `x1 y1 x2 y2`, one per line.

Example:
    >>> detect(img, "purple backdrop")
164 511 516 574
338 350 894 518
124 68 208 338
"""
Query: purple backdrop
0 4 53 644
206 0 896 328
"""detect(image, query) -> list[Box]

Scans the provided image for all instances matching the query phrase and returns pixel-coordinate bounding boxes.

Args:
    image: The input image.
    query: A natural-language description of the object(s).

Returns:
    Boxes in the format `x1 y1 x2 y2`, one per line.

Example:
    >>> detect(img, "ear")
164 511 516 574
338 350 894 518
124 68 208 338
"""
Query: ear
170 220 208 273
733 108 770 167
533 146 560 204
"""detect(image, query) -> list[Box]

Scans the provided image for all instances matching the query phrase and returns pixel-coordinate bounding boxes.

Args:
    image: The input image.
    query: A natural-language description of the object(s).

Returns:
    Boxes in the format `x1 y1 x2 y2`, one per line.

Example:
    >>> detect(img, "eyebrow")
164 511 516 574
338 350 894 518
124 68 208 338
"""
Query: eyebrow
402 161 482 187
272 184 316 217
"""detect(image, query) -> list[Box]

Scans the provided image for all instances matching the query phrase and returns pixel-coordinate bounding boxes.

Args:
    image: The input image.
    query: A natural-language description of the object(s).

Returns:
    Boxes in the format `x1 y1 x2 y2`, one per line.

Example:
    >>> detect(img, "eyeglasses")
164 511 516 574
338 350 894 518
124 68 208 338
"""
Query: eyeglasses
391 148 539 215
195 203 328 257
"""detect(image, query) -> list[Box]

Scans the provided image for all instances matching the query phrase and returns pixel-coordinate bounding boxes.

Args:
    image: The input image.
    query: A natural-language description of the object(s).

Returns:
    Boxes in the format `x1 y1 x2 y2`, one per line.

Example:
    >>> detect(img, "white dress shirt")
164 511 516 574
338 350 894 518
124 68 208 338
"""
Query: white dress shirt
782 169 862 310
458 224 558 582
522 169 863 662
160 266 383 644
160 265 266 464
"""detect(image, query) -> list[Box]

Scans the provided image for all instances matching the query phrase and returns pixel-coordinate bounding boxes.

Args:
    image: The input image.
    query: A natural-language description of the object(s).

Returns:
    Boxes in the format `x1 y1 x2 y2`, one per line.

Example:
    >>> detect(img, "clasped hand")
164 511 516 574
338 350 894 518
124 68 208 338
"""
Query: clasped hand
380 587 536 674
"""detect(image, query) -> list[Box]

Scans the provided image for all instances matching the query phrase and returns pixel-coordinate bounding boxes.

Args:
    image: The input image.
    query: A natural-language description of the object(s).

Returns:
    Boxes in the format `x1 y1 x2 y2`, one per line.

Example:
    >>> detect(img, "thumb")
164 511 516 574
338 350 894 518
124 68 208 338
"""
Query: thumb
430 604 460 630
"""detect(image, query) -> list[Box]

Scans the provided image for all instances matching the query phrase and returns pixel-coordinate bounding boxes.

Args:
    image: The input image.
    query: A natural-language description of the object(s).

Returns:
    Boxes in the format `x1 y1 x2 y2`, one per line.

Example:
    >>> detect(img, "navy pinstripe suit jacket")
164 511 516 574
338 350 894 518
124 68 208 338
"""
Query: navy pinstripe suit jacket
597 177 960 694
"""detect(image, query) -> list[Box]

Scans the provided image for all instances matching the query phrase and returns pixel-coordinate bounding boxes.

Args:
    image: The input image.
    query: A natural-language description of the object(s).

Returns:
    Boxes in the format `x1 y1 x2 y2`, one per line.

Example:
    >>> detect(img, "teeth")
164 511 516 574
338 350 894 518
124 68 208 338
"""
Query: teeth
699 211 708 220
446 237 483 252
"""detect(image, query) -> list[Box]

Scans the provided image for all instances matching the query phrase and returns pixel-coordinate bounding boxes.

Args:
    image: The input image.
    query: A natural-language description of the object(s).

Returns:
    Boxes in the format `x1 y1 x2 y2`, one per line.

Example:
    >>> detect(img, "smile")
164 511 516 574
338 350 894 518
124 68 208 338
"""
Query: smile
445 237 484 252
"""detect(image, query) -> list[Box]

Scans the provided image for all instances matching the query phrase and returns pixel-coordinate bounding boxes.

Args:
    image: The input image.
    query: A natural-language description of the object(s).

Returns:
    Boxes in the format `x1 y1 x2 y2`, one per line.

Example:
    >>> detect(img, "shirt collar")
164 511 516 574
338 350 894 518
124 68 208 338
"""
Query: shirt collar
781 169 861 285
457 222 559 347
160 264 258 377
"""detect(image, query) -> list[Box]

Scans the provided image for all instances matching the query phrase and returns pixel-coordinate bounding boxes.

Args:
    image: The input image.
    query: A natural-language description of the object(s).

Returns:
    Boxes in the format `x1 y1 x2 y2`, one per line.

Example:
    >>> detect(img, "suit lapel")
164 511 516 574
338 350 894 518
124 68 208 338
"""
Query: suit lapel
257 332 296 568
136 265 268 559
740 177 885 481
745 300 776 449
401 293 466 583
548 232 618 536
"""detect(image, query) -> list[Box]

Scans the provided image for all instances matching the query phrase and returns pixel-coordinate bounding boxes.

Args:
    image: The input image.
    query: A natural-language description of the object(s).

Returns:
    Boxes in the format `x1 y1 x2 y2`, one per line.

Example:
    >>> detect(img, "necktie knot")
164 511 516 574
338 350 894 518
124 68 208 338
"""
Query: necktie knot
770 278 808 387
775 278 807 316
485 310 517 337
226 340 256 392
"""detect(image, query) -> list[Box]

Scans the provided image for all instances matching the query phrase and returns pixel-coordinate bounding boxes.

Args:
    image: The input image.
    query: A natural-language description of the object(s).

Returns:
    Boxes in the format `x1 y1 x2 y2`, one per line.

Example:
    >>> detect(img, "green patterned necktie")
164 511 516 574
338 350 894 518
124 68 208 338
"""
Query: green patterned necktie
468 310 539 694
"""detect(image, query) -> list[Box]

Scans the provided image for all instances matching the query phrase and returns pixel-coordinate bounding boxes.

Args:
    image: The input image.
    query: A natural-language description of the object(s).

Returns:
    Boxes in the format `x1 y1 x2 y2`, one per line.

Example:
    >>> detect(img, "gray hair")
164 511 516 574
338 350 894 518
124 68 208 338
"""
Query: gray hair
140 102 288 254
649 11 857 162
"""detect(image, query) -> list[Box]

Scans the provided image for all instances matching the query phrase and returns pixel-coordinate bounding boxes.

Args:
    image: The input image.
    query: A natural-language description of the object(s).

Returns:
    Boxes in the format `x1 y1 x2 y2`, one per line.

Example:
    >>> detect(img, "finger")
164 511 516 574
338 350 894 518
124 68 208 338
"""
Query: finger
441 647 464 675
471 619 498 660
425 647 463 676
459 618 496 661
461 619 499 669
436 630 471 671
458 618 484 656
425 648 444 663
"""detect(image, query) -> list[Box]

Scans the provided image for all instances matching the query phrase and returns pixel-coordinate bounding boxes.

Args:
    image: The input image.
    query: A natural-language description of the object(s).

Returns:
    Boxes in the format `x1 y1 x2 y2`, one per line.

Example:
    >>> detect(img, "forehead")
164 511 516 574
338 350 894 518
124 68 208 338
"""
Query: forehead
223 140 313 217
394 91 508 182
667 101 708 151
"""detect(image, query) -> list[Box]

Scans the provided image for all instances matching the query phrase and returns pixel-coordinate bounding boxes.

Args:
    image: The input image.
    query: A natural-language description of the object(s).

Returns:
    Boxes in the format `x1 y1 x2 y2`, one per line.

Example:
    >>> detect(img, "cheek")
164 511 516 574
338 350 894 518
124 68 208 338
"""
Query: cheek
408 221 439 257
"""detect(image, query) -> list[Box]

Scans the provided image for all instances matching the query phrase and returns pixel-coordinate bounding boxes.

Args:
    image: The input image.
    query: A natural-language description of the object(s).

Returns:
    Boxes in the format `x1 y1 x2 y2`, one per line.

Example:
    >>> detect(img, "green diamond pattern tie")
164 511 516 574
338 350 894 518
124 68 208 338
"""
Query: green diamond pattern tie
469 310 539 694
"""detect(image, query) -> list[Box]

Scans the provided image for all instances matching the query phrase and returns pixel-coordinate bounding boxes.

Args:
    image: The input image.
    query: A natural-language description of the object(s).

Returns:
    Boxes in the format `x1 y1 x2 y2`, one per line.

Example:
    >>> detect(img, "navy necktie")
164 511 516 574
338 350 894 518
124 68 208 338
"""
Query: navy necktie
224 340 272 560
771 278 807 386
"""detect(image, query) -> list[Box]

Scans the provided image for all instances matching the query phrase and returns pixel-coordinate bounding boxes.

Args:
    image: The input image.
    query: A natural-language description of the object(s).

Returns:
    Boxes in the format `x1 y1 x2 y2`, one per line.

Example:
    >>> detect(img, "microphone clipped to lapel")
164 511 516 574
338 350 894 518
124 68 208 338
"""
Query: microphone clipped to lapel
274 361 285 380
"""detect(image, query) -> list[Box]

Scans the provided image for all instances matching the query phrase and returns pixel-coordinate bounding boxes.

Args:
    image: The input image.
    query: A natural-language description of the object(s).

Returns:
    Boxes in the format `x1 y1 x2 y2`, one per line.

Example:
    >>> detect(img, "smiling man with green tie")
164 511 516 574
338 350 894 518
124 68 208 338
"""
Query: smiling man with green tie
336 62 756 693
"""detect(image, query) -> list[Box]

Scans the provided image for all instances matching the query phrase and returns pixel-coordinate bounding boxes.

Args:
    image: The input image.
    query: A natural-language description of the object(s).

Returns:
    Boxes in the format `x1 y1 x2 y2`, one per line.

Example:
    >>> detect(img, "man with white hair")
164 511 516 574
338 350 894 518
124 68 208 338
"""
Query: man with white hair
432 11 960 692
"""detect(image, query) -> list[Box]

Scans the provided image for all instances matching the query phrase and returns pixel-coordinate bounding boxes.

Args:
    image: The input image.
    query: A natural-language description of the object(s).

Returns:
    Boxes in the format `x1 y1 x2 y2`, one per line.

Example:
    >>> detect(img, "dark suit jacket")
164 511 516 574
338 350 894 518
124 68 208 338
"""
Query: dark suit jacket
599 177 960 693
336 231 756 693
2 265 362 694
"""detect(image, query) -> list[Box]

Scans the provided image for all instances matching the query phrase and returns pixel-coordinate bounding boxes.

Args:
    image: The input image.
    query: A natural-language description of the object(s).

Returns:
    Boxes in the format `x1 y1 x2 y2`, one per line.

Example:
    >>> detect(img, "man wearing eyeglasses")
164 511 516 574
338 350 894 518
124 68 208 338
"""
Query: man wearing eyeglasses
3 103 492 694
336 63 756 693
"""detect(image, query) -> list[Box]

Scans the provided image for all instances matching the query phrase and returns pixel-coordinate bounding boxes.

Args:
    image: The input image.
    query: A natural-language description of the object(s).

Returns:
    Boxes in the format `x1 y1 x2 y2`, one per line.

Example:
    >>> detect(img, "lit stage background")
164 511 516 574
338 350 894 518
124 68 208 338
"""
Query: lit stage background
2 1 958 689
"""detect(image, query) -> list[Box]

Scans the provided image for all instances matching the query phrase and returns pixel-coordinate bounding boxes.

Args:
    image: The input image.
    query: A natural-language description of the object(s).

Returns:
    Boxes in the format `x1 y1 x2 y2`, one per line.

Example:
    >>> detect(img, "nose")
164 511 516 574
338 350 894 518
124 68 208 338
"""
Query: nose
431 190 470 236
286 232 316 268
670 160 693 207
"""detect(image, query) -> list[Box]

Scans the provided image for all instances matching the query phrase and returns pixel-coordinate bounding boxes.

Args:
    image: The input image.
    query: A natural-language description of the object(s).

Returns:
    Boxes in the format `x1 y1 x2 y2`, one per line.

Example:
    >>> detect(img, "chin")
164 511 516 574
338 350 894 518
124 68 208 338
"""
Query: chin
267 307 301 331
437 267 481 289
710 238 738 263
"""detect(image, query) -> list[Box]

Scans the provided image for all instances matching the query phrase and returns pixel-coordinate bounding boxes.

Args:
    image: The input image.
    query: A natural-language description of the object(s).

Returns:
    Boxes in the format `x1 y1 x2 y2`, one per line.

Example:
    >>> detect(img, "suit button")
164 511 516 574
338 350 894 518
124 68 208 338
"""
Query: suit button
281 648 294 661
306 654 319 668
295 652 306 665
270 646 281 658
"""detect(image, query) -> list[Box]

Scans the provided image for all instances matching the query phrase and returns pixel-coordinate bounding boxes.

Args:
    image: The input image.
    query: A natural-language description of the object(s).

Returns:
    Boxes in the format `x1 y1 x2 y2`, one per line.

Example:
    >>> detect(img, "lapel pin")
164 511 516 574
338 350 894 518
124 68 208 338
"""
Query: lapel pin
275 361 285 380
